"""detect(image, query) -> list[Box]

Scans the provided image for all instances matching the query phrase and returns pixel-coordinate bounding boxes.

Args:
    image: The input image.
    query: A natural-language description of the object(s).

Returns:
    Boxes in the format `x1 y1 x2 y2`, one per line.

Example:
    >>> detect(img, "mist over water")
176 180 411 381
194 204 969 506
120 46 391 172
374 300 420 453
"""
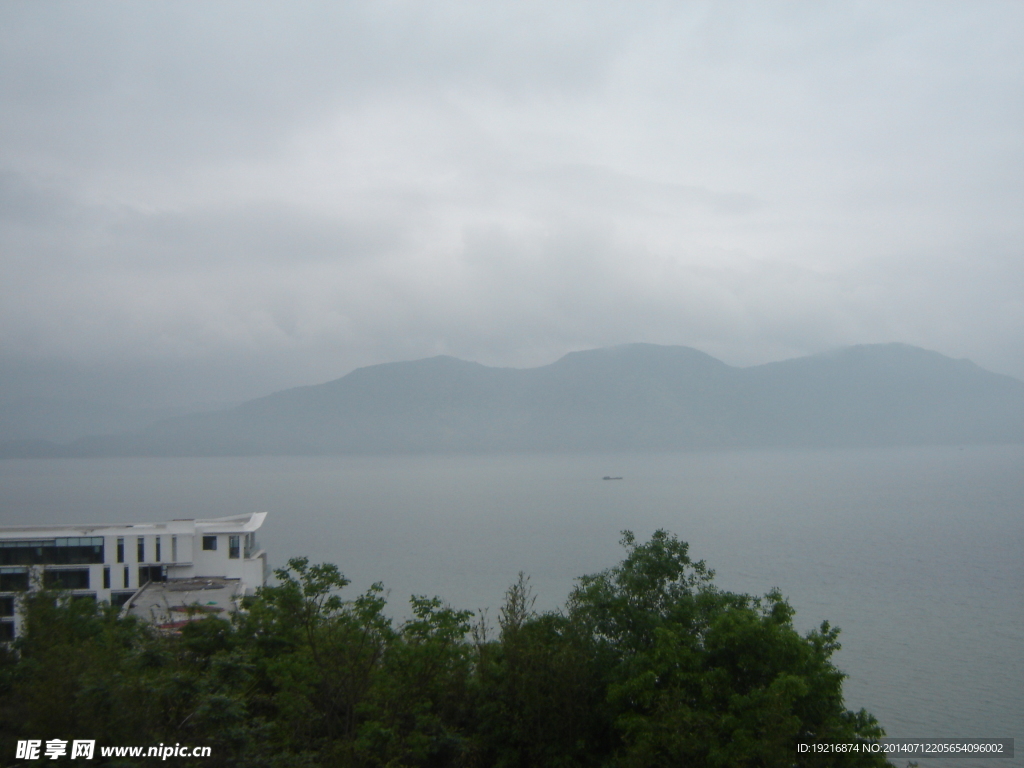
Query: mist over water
2 445 1021 767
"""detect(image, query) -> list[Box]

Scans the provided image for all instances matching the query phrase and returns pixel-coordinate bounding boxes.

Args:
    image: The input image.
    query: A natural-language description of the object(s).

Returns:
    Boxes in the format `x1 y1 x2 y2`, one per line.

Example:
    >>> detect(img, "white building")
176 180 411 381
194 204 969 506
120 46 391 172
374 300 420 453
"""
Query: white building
0 512 268 639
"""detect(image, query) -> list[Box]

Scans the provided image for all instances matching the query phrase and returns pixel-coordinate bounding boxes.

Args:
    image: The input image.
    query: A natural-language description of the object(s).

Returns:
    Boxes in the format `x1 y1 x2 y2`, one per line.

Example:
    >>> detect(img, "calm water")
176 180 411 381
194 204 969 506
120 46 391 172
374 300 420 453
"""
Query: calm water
2 446 1021 766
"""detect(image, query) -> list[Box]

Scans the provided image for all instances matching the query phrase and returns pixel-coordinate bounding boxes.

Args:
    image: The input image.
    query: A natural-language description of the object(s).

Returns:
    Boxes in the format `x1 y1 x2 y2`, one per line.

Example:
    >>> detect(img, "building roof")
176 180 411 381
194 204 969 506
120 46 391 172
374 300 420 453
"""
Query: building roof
0 512 267 539
125 576 245 631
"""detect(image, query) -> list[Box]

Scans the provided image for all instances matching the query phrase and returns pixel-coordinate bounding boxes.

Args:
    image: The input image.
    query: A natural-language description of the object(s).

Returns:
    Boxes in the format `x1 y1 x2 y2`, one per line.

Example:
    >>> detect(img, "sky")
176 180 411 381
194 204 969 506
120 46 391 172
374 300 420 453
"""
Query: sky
2 1 1023 413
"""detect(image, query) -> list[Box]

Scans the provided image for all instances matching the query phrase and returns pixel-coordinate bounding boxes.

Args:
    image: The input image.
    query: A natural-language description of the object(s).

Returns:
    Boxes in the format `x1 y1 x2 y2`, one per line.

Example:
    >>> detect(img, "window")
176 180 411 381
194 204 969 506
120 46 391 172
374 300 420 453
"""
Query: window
0 538 103 565
155 537 161 562
103 567 111 589
202 536 217 551
0 569 29 591
110 592 134 608
43 569 90 590
0 596 14 617
0 621 13 641
0 540 46 566
116 538 124 563
137 537 145 562
123 566 130 589
51 538 104 564
139 566 166 585
171 536 178 562
229 535 240 559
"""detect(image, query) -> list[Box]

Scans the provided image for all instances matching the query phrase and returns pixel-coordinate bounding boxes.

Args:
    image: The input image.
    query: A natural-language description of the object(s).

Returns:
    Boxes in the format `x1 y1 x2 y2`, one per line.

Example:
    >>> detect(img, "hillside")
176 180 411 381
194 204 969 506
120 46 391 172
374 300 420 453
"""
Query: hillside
4 343 1023 457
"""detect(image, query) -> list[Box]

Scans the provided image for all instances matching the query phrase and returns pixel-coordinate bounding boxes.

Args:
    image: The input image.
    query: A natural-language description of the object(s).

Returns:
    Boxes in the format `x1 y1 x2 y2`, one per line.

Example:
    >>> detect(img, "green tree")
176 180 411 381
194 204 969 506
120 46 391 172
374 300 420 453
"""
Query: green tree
0 536 891 768
472 574 609 768
569 530 888 768
0 590 254 767
355 595 475 766
237 557 393 763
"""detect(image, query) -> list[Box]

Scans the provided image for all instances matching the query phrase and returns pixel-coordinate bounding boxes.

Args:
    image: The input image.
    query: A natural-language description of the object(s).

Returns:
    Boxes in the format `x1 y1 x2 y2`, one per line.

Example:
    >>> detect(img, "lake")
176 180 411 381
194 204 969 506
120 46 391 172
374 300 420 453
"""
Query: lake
1 445 1021 766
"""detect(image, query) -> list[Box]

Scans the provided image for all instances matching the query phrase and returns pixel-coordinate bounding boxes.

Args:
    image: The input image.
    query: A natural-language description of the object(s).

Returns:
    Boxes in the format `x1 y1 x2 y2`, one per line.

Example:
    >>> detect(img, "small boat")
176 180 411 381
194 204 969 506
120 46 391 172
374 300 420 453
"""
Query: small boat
602 476 623 481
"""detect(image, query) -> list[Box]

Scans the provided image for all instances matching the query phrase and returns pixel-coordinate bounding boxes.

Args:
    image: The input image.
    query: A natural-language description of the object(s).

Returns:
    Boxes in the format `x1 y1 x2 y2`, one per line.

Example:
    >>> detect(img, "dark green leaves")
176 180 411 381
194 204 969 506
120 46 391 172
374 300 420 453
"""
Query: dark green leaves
0 534 888 767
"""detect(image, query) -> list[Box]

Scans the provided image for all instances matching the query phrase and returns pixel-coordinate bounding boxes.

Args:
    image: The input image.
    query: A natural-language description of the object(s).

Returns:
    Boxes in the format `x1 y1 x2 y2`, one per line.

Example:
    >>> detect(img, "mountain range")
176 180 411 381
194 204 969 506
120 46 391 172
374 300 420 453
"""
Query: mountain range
3 343 1023 458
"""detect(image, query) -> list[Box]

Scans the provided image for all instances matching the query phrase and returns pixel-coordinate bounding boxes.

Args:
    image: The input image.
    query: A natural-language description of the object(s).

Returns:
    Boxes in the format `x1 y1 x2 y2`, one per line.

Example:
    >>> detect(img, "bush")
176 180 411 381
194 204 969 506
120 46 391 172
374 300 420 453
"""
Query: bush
0 533 888 767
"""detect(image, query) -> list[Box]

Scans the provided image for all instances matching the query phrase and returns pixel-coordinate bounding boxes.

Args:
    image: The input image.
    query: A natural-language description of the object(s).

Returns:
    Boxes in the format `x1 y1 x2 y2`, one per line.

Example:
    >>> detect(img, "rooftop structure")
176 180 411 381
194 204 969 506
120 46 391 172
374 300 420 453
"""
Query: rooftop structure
125 576 246 631
0 512 268 639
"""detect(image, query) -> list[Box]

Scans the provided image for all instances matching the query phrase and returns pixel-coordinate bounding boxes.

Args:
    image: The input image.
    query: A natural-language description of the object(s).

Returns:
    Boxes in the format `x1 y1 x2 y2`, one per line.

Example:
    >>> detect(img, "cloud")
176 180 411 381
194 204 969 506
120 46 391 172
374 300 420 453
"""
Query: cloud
1 0 1023 416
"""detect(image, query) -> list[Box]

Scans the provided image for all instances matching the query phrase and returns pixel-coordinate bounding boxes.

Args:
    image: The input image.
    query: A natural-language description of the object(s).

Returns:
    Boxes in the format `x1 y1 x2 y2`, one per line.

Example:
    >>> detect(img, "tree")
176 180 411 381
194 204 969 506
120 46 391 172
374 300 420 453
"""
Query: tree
240 557 477 766
238 557 393 762
0 537 891 768
568 530 888 767
355 595 475 766
472 574 609 768
0 589 255 765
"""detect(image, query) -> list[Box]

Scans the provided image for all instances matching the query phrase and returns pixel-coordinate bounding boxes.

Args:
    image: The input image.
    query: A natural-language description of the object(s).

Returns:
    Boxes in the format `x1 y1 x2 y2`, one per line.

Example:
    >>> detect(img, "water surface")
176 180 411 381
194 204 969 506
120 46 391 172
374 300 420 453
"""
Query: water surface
2 446 1020 766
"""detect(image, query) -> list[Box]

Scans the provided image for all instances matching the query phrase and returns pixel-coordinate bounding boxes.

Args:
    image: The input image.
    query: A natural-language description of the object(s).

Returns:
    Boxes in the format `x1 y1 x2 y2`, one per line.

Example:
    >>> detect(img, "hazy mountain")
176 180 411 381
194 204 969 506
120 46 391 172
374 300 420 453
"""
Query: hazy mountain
4 343 1023 458
0 396 237 444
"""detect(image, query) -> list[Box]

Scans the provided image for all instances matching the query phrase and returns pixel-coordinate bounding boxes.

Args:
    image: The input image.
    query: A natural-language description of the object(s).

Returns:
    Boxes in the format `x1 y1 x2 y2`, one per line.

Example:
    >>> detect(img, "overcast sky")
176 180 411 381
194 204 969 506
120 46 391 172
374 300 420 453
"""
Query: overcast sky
2 1 1022 408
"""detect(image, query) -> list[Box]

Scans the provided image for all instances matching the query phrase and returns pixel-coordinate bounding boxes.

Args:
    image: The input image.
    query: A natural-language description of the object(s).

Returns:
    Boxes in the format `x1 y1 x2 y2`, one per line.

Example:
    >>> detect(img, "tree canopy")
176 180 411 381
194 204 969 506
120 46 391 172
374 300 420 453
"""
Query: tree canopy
0 531 890 767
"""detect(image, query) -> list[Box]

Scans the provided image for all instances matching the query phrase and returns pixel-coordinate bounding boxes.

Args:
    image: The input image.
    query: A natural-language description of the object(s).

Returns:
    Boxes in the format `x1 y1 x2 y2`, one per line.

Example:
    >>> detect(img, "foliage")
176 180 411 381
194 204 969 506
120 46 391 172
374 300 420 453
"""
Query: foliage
472 574 609 767
0 534 890 767
568 531 886 767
